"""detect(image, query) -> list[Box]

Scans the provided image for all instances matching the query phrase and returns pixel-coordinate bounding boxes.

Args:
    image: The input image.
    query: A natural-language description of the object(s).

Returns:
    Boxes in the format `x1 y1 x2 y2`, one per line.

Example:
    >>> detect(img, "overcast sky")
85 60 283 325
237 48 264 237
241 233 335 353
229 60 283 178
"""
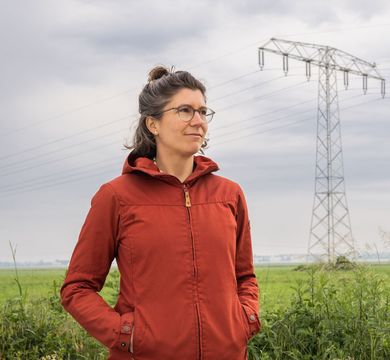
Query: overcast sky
0 0 389 262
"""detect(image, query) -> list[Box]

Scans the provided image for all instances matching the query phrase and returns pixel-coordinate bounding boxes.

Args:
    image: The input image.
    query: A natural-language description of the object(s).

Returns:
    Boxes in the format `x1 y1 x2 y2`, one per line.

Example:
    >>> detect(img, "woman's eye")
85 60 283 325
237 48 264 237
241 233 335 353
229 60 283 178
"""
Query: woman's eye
179 106 192 114
200 108 208 116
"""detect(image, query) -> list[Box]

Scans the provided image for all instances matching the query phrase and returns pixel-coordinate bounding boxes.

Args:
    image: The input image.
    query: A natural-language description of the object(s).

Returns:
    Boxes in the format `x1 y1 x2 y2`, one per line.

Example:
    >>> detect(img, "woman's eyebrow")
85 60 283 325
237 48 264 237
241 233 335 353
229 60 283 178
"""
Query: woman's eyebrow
177 103 207 108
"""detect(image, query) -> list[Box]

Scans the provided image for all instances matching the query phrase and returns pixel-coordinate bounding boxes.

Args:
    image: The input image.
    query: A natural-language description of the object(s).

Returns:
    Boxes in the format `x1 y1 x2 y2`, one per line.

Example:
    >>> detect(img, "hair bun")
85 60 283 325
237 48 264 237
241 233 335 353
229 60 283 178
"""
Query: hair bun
148 65 171 82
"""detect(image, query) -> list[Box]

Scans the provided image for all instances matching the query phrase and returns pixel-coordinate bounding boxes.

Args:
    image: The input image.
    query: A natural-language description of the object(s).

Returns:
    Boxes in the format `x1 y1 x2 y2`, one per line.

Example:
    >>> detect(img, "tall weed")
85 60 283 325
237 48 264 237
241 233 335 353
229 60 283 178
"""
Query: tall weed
250 264 390 359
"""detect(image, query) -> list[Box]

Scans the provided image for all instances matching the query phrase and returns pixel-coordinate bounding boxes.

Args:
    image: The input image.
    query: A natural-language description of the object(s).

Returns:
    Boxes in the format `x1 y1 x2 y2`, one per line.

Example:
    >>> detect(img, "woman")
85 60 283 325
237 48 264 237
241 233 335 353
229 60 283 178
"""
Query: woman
61 66 261 360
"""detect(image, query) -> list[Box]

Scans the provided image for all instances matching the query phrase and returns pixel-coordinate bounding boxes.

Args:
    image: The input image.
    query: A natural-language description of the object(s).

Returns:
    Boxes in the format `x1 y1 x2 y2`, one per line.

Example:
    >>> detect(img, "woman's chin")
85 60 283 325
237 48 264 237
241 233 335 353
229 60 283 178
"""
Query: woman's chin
181 144 202 156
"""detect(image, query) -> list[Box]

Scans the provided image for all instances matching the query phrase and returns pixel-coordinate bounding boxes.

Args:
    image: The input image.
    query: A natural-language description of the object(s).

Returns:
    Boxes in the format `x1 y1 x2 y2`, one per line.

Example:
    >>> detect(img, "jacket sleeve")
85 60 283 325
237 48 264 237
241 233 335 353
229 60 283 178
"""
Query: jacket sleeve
60 184 134 353
235 185 261 338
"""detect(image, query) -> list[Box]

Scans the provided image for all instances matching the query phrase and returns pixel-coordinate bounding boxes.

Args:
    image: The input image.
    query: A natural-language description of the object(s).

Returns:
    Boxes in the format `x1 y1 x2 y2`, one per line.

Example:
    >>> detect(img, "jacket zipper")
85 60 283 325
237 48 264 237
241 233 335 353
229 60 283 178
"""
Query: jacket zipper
183 184 202 360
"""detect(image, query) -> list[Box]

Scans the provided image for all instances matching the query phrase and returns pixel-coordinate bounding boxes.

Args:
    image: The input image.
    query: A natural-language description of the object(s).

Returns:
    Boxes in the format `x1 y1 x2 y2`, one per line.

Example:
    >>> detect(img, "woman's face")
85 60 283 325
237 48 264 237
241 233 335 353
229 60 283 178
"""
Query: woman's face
154 88 208 158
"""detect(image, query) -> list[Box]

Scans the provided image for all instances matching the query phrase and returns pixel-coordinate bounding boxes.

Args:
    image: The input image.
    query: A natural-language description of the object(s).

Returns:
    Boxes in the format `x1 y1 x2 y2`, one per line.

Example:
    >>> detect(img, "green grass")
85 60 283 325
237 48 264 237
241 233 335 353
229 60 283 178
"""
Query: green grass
0 269 65 304
251 264 390 359
0 268 116 306
1 263 390 359
0 265 311 308
1 263 389 311
256 265 308 312
257 263 390 311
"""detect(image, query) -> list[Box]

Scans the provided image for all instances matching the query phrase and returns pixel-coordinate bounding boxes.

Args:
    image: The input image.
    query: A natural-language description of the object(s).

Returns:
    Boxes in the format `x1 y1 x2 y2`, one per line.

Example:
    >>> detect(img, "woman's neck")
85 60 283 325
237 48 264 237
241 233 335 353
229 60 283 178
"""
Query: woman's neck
154 153 194 183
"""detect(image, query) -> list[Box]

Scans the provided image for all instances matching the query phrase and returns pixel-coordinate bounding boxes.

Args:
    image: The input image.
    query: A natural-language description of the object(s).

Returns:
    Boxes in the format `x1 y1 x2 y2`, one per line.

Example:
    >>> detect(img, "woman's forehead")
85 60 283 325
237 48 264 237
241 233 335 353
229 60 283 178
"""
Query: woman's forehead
169 88 206 106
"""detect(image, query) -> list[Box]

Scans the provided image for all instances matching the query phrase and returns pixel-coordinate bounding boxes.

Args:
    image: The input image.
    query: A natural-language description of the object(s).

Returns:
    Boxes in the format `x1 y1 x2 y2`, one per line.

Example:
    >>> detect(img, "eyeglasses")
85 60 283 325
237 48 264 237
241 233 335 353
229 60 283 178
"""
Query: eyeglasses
155 105 215 123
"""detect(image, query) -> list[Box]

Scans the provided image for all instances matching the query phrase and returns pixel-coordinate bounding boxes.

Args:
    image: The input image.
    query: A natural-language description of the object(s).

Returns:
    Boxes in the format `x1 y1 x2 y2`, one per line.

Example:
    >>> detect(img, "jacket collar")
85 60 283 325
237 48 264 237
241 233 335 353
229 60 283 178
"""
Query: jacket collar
121 152 219 186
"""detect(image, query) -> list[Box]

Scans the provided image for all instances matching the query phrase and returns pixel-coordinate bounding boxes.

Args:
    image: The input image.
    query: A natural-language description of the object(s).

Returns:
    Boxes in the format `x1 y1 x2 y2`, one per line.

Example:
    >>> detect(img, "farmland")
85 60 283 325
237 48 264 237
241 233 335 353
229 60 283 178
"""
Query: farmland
1 264 389 310
1 263 390 359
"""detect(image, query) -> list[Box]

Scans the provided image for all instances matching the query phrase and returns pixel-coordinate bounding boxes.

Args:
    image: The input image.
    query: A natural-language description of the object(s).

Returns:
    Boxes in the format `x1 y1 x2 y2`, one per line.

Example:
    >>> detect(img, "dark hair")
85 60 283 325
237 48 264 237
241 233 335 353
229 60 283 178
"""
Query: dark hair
125 65 208 158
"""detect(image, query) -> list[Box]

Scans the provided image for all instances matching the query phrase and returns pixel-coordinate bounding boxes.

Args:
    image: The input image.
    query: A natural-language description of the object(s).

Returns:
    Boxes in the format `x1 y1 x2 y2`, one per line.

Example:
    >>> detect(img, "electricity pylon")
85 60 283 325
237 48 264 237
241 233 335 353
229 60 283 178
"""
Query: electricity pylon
258 38 385 264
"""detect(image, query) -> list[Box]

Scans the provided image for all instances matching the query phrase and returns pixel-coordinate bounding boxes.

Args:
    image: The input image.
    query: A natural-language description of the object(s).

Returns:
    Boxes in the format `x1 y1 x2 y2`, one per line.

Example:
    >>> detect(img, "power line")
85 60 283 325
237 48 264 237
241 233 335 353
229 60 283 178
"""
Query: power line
0 102 318 192
0 155 121 191
0 126 129 172
207 68 298 90
211 75 286 101
213 98 315 131
0 64 384 177
1 119 313 196
0 71 356 169
0 166 120 198
3 67 363 169
0 74 289 163
0 93 381 195
0 67 285 140
212 96 384 147
3 23 390 139
2 66 382 164
0 160 120 195
213 90 368 136
216 80 309 112
0 114 134 162
0 88 379 178
208 69 262 89
2 101 385 197
0 89 134 137
1 139 121 178
0 78 306 169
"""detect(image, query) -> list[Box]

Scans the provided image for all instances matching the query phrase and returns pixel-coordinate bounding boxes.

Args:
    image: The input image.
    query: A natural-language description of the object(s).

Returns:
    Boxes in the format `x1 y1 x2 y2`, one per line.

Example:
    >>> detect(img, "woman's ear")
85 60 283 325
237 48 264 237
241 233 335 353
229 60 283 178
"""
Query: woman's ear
146 117 159 136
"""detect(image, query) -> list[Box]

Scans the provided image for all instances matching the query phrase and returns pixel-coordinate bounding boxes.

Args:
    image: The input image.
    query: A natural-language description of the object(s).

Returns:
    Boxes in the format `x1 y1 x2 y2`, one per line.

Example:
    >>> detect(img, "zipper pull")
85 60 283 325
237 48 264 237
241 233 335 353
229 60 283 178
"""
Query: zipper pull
130 324 134 353
183 185 191 207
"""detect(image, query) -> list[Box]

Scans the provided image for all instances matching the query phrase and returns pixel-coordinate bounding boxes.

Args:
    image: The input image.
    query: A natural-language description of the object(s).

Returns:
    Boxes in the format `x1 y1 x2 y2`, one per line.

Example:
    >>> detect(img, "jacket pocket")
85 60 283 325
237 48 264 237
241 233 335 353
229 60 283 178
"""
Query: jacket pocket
238 302 261 340
236 299 250 341
241 306 251 340
117 312 134 352
131 308 147 356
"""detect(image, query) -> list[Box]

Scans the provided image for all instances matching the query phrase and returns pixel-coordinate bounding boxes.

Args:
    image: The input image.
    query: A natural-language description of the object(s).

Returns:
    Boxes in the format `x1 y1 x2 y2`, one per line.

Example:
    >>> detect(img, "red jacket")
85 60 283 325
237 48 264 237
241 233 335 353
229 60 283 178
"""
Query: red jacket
61 154 261 360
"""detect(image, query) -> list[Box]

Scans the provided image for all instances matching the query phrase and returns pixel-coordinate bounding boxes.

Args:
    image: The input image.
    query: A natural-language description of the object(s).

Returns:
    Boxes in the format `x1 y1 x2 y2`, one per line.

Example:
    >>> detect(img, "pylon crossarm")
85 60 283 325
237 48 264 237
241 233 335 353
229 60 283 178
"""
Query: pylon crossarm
259 38 385 82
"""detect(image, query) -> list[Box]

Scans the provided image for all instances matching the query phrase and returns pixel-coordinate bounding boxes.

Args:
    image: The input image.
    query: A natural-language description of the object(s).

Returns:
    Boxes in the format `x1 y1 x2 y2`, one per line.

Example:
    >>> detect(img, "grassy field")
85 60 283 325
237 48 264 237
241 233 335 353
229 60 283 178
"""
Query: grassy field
256 263 390 312
1 263 389 311
0 267 116 306
1 263 390 359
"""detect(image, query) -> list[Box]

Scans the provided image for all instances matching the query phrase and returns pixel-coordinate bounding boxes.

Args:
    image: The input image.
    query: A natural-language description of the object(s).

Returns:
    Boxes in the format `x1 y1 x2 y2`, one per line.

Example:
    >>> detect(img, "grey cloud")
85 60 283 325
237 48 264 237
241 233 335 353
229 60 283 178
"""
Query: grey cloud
220 0 390 25
0 0 217 97
337 0 390 18
0 1 104 97
57 0 216 56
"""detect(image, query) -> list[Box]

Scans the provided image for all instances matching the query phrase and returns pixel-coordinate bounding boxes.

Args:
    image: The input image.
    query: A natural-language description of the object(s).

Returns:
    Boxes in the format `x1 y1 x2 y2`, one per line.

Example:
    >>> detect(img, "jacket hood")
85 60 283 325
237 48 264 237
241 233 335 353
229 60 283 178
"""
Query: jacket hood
121 152 219 185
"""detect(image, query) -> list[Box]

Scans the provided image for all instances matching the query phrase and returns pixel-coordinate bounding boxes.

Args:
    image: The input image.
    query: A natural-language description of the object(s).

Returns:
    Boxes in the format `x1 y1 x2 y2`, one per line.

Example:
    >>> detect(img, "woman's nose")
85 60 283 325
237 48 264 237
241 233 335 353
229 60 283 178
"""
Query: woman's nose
190 110 204 125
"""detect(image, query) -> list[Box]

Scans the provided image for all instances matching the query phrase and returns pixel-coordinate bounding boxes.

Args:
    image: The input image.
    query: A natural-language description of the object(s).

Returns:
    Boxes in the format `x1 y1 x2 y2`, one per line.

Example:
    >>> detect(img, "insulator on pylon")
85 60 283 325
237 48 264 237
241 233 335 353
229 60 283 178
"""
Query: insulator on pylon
343 71 349 90
305 61 311 81
381 79 386 98
283 54 288 76
362 74 368 95
258 48 264 70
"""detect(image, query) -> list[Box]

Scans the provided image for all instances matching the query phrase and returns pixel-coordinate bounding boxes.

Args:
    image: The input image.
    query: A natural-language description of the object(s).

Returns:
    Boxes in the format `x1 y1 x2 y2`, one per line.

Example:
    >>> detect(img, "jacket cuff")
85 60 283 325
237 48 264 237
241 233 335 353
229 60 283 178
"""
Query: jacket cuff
115 312 134 352
241 304 261 338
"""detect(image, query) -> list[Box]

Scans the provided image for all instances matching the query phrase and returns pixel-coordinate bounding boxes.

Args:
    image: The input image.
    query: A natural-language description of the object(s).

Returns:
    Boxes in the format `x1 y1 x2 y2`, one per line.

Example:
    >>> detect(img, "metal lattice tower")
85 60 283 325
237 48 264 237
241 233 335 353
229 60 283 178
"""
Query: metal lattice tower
258 38 385 264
